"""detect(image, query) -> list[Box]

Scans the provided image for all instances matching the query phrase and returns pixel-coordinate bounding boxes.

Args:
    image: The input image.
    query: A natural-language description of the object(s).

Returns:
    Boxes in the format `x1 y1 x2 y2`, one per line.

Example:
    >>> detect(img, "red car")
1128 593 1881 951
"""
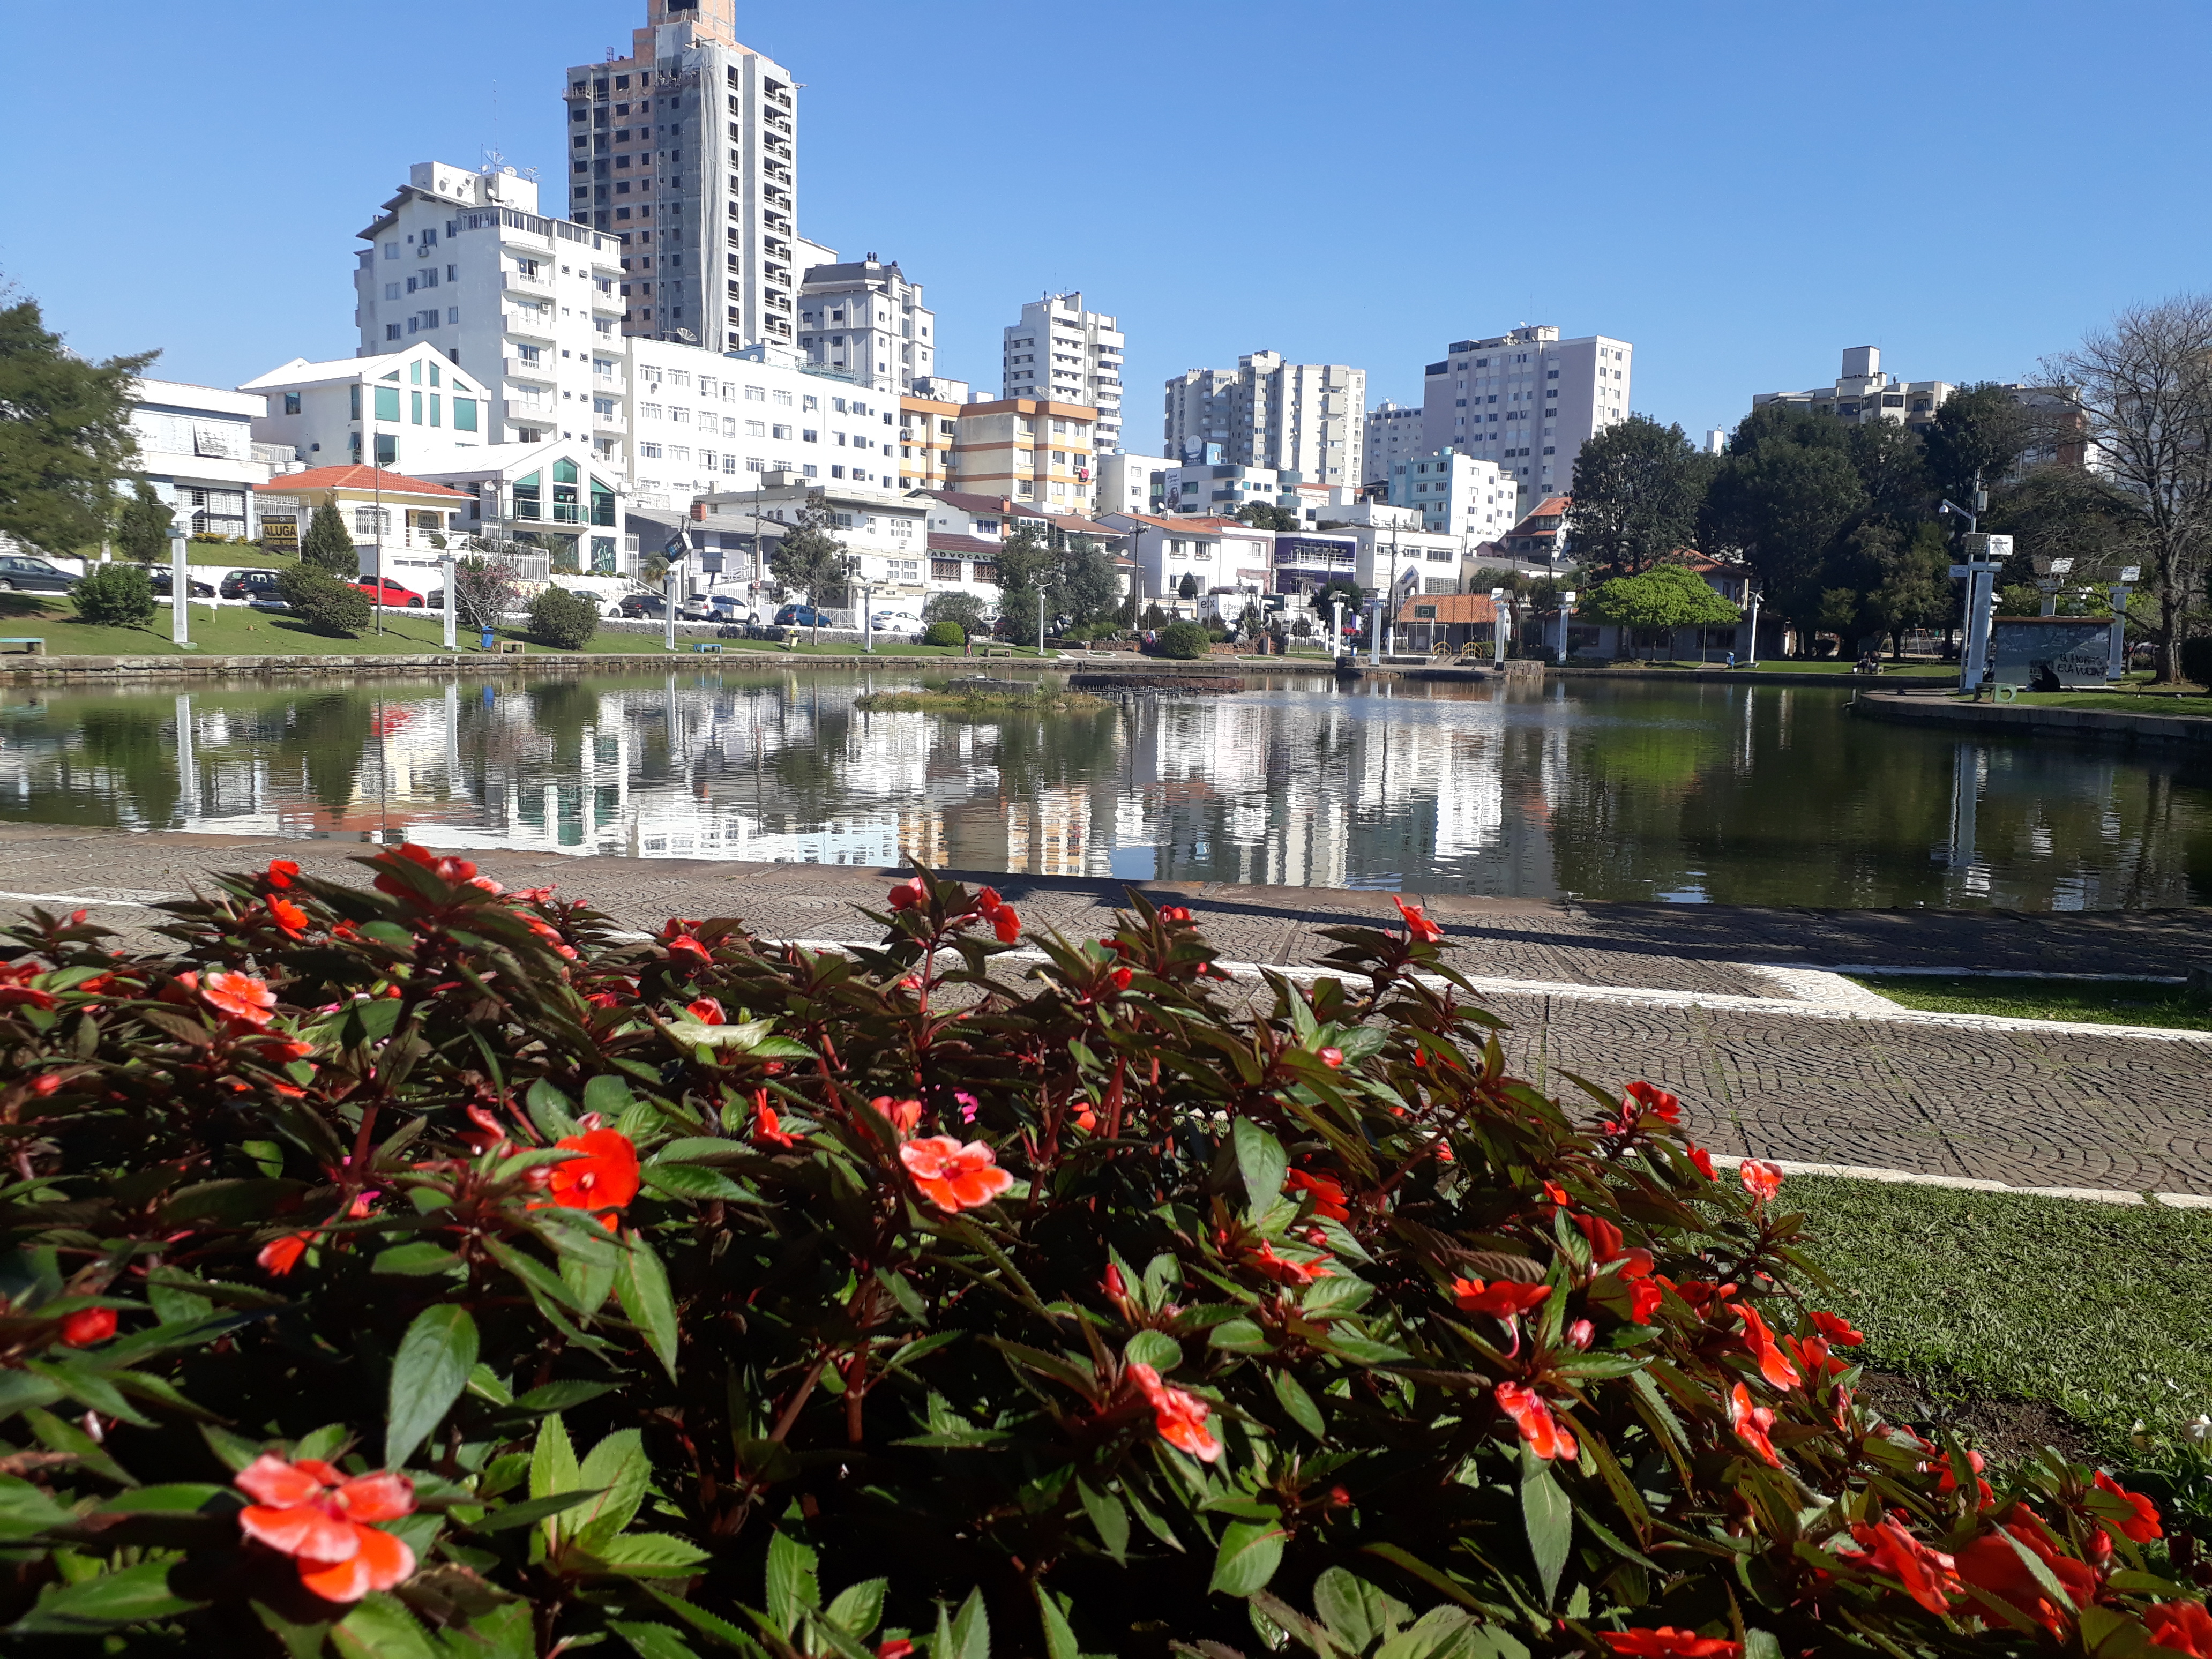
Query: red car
352 578 424 608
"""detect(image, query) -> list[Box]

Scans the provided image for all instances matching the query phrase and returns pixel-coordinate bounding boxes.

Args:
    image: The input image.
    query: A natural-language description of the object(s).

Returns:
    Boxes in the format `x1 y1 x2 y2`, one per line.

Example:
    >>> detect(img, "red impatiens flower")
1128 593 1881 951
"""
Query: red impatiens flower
1597 1631 1742 1658
2145 1602 2212 1657
1954 1518 2096 1637
1728 1382 1783 1467
259 1233 311 1276
1109 966 1133 991
0 962 58 1012
203 970 278 1027
1159 905 1192 924
1495 1381 1576 1461
887 877 926 911
899 1136 1014 1212
1127 1361 1222 1462
684 997 725 1025
1624 1080 1682 1125
1810 1310 1864 1346
1574 1213 1654 1280
375 842 479 895
59 1307 117 1346
235 1454 416 1603
1284 1169 1349 1221
1246 1242 1332 1286
266 896 310 939
544 1128 641 1223
2094 1470 2163 1543
989 905 1022 943
265 858 301 890
1739 1159 1784 1202
1841 1516 1961 1613
870 1096 923 1138
1452 1277 1551 1320
1686 1145 1716 1182
754 1097 797 1148
877 1643 917 1659
1391 895 1444 943
1736 1304 1802 1391
1318 1047 1344 1068
659 918 712 963
1629 1279 1664 1324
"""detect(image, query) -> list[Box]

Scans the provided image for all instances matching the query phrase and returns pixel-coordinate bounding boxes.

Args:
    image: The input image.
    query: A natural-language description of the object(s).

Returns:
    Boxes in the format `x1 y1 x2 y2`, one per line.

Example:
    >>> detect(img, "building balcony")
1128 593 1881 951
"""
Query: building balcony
592 409 627 432
505 355 557 385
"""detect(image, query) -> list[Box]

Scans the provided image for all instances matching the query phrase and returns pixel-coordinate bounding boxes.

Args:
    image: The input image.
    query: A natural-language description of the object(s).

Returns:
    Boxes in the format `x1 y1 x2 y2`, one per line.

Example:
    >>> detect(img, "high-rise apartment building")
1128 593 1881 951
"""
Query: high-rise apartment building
563 0 809 354
798 258 936 393
1419 326 1631 499
1002 294 1125 454
1363 400 1427 486
1385 450 1519 544
951 399 1097 514
1162 352 1364 490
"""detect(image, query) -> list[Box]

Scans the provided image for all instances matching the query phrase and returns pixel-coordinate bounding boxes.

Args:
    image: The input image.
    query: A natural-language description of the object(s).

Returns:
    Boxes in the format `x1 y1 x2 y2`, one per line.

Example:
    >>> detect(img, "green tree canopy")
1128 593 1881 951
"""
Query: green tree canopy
300 502 356 577
767 507 849 616
1585 562 1741 631
1924 382 2034 506
114 482 173 564
1566 415 1713 579
1236 502 1299 532
989 525 1058 639
0 295 155 556
1058 533 1120 628
1700 428 1868 625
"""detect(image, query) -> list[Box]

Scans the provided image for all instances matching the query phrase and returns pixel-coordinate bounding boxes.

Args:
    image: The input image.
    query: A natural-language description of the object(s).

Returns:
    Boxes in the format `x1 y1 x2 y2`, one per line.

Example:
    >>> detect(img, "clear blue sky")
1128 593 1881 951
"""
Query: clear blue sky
6 1 2209 450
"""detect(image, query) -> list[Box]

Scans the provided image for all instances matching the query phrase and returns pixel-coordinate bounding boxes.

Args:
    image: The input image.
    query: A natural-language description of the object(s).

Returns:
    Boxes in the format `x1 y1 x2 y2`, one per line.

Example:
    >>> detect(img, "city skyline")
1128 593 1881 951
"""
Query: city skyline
4 1 2209 451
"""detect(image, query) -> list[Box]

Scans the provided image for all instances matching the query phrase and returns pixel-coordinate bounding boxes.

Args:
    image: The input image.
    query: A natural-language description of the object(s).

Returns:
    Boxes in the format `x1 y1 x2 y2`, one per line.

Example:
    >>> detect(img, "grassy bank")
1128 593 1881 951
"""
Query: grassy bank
1847 973 2212 1031
854 686 1102 714
1947 687 2212 718
1790 1175 2212 1458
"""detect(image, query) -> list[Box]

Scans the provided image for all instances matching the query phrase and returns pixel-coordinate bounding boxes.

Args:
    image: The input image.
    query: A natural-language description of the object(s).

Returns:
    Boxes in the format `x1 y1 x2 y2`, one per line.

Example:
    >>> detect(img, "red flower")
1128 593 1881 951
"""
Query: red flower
1574 1213 1654 1280
544 1128 641 1222
1542 1179 1571 1207
1624 1081 1682 1124
0 962 57 1012
1246 1242 1332 1286
235 1454 416 1604
1110 966 1133 991
1566 1318 1595 1350
203 970 277 1027
1841 1517 1961 1613
684 997 725 1025
1452 1277 1551 1320
1954 1519 2095 1636
990 905 1022 944
2146 1602 2212 1657
1495 1381 1576 1461
1727 1382 1782 1467
877 1643 917 1659
266 896 310 939
899 1136 1014 1212
1103 1262 1127 1299
1318 1047 1343 1068
31 1073 62 1096
266 858 300 889
1159 905 1192 923
375 842 478 894
1810 1310 1864 1346
2094 1470 2163 1543
1736 1304 1802 1390
1391 895 1444 943
870 1096 923 1137
1630 1279 1664 1323
1739 1159 1784 1202
1128 1361 1221 1462
1284 1169 1349 1221
887 877 925 911
754 1099 797 1148
259 1233 311 1276
1597 1632 1742 1658
59 1307 116 1346
1686 1145 1716 1182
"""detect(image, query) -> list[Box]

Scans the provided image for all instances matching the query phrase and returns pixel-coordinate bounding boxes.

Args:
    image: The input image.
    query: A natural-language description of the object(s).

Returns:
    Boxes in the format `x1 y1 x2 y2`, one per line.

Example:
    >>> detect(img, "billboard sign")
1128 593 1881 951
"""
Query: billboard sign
1989 617 2114 687
258 513 299 555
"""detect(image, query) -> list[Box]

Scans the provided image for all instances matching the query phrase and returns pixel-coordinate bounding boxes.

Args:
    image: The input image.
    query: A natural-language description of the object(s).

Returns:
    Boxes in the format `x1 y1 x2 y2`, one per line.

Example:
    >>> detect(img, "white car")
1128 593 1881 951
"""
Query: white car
869 610 922 635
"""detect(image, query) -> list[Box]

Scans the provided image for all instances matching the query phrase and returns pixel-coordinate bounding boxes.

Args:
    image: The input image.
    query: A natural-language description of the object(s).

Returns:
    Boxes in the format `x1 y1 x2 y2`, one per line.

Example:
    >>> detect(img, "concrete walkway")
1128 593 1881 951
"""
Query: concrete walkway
1 826 2206 1198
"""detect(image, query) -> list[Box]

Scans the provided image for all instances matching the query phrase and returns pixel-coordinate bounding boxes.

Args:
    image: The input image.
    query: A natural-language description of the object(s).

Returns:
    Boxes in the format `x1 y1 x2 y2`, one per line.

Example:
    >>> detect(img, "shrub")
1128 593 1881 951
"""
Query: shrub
0 855 2200 1655
299 503 358 578
2180 636 2212 687
1156 618 1212 659
923 591 990 639
923 618 966 647
69 561 156 627
529 585 601 650
276 564 372 636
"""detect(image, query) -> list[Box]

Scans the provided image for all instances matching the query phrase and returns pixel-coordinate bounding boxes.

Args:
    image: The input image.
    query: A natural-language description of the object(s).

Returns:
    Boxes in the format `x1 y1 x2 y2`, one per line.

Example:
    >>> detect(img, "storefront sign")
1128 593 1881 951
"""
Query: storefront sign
1989 617 2114 687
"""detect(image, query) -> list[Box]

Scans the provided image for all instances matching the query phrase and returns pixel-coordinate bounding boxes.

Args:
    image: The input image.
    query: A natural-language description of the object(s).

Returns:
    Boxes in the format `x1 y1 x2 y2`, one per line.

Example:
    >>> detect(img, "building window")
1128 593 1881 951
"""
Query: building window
353 506 391 536
373 387 401 422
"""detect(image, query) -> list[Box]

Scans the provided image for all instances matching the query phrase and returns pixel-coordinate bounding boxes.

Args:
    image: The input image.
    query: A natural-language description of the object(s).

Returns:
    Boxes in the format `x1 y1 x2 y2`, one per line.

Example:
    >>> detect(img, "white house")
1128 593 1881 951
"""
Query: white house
241 345 498 476
128 378 288 540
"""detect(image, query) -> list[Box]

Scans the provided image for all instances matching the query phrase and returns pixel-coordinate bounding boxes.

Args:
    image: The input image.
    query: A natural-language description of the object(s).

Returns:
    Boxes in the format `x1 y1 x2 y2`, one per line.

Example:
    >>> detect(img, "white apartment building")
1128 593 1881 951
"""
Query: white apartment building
1751 346 1954 432
696 476 933 603
1362 400 1427 487
1002 294 1125 455
1289 502 1462 595
1163 352 1364 489
1097 451 1172 518
353 162 625 466
1386 450 1518 543
243 343 502 476
564 0 818 353
797 257 935 393
1160 463 1336 526
1419 326 1631 501
127 379 288 540
1104 515 1282 616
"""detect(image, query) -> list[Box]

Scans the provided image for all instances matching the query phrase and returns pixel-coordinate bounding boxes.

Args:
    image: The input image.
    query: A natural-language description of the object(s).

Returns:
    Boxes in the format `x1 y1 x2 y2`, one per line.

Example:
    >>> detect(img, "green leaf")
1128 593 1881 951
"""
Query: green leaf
945 1587 990 1659
588 1532 715 1575
1519 1461 1572 1609
584 1073 637 1120
1272 1370 1327 1438
7 1560 203 1634
331 1592 440 1659
643 1586 773 1657
144 1267 214 1325
824 1576 887 1639
570 1428 651 1552
1321 1333 1410 1366
766 1529 821 1636
1124 1330 1181 1371
373 1243 467 1277
612 1623 705 1659
1741 1632 1784 1659
641 1164 748 1202
458 1490 603 1534
93 1482 227 1513
1077 1480 1129 1564
1232 1118 1288 1216
614 1230 681 1381
1209 1518 1288 1598
0 1475 78 1540
526 1079 580 1141
514 1379 619 1413
24 1407 135 1488
529 1413 580 1504
1209 1319 1270 1353
386 1303 479 1466
1036 1587 1080 1659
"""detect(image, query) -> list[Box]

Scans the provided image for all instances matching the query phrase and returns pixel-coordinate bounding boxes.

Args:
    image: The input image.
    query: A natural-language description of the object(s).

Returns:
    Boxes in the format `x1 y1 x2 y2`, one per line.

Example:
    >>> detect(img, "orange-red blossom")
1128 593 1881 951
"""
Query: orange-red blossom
1495 1380 1576 1461
1127 1361 1221 1462
898 1136 1013 1212
541 1127 641 1225
235 1454 416 1603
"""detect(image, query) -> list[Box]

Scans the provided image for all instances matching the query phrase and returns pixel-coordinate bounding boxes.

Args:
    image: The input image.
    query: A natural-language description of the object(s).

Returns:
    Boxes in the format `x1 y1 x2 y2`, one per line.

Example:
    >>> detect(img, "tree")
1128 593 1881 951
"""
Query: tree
1923 382 2033 507
1585 564 1739 659
1566 415 1713 579
1176 571 1199 602
990 525 1058 642
768 507 849 644
451 550 522 633
1855 521 1952 657
276 565 372 636
70 562 155 627
300 502 357 577
528 586 600 649
1699 432 1867 640
1058 534 1119 629
1236 501 1299 531
113 482 173 564
922 590 990 639
0 294 155 557
2041 296 2212 682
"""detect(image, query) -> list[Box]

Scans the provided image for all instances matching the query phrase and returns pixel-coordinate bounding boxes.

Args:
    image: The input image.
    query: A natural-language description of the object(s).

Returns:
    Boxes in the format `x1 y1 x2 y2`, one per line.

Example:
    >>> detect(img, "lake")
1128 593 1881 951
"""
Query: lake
2 669 2207 909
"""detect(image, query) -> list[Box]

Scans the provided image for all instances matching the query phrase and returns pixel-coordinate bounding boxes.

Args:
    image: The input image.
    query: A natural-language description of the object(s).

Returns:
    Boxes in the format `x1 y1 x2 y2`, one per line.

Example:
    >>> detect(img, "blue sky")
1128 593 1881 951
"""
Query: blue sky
6 1 2209 450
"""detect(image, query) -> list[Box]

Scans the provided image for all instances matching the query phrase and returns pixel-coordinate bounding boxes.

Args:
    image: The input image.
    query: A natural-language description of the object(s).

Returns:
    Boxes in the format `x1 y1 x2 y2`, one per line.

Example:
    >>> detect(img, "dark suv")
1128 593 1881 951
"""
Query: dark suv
219 569 283 601
616 592 668 619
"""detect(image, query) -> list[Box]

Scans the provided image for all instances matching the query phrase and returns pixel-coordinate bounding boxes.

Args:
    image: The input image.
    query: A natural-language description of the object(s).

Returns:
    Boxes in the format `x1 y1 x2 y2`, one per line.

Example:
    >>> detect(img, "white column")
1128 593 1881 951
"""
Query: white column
168 515 191 647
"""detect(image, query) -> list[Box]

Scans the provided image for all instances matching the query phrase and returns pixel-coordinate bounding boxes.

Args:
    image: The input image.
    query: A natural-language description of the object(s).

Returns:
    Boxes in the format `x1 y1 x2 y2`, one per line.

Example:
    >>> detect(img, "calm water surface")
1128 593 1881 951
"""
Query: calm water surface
2 670 2208 909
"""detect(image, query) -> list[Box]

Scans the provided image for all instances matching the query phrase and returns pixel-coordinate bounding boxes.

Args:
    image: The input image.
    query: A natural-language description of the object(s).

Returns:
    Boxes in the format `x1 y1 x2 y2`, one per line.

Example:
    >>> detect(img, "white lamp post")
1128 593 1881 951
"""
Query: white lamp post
1556 588 1576 664
440 552 457 650
168 511 191 648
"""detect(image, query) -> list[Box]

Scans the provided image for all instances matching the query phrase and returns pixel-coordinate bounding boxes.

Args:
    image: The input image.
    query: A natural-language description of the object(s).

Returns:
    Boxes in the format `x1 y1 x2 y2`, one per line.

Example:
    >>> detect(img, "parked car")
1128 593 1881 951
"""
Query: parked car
774 603 837 629
869 610 922 635
0 554 78 594
352 578 424 608
150 569 217 599
617 592 668 619
219 569 283 600
707 594 759 625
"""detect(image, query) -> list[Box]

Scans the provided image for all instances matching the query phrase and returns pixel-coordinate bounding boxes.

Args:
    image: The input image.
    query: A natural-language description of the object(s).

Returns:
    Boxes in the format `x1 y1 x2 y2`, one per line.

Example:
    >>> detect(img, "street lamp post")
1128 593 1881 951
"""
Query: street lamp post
167 511 191 648
1744 586 1762 668
1939 474 2001 689
440 553 457 650
1556 588 1576 664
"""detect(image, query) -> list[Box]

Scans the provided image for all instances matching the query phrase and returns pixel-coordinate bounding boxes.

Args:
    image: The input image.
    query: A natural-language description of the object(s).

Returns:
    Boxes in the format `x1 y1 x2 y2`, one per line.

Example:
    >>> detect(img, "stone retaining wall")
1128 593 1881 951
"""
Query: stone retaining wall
1851 690 2212 747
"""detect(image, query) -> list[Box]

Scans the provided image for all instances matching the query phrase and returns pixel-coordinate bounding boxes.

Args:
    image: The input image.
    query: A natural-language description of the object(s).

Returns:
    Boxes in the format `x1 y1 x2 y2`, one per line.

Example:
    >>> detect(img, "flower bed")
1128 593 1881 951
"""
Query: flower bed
0 854 2204 1656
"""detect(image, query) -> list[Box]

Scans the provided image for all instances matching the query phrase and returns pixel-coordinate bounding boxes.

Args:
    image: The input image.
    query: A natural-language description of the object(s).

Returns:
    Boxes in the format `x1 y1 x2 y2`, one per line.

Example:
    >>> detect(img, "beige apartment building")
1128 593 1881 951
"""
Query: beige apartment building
948 398 1097 515
898 393 960 491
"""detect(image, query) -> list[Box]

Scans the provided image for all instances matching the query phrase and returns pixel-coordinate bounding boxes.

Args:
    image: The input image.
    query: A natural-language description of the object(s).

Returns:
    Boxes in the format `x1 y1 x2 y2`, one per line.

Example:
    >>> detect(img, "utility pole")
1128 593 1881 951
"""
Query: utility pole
1036 589 1045 657
372 462 385 636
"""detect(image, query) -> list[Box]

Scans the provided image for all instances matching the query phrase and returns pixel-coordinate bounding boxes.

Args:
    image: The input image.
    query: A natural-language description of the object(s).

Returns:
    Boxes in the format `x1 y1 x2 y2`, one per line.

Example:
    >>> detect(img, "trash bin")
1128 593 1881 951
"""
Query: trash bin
480 627 496 652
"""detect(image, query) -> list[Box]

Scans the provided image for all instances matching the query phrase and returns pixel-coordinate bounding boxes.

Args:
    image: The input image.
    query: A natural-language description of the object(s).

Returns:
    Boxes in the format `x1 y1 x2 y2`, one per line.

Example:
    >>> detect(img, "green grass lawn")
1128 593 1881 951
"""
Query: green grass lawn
1846 974 2212 1031
1948 688 2212 718
1790 1175 2212 1458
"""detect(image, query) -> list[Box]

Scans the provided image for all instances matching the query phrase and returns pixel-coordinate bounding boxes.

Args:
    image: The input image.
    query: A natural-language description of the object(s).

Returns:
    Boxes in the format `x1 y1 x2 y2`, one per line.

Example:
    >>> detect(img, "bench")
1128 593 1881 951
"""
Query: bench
691 642 724 654
497 641 526 656
0 638 46 656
